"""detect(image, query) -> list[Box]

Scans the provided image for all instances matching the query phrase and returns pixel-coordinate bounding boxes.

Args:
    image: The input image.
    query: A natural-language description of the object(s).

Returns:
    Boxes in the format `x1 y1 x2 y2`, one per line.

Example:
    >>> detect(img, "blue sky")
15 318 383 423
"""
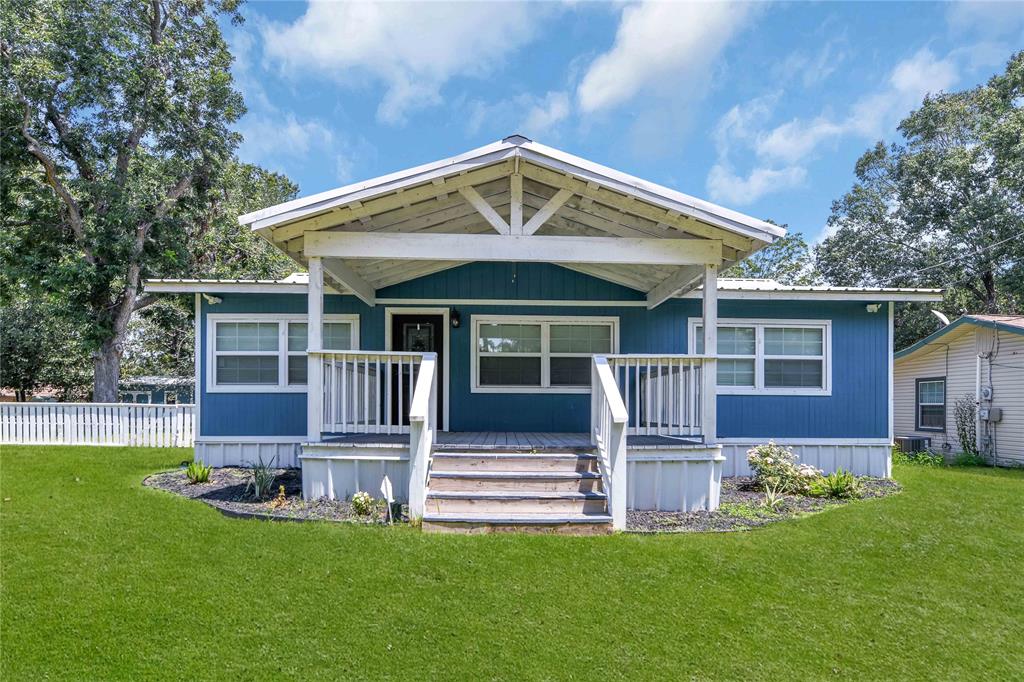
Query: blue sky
227 1 1023 242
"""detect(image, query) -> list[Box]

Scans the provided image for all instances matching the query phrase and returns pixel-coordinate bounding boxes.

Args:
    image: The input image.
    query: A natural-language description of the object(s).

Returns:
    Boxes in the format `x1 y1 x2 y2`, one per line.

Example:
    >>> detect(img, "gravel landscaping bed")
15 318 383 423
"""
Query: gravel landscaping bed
144 467 406 524
628 476 901 533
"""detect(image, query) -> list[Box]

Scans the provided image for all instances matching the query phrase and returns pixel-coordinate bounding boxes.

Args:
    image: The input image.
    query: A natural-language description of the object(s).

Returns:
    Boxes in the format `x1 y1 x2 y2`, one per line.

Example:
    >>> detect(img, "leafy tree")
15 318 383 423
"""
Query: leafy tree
724 226 817 284
817 52 1024 349
1 0 247 401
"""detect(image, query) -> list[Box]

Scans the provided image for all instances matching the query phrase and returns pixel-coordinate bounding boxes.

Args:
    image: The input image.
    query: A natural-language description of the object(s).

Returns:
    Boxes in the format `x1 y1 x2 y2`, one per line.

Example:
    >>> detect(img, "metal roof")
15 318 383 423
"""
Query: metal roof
895 314 1024 359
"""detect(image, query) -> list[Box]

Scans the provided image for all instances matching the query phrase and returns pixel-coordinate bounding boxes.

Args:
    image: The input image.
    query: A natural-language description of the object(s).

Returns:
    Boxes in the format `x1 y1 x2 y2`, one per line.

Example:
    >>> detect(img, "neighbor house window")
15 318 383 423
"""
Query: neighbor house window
690 319 830 395
472 316 617 393
916 378 945 432
208 315 358 392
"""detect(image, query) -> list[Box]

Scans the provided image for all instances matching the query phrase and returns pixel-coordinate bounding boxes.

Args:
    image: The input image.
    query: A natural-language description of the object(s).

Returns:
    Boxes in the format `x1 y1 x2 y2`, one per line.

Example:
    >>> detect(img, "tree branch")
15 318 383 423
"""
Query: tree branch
45 103 96 182
15 99 96 265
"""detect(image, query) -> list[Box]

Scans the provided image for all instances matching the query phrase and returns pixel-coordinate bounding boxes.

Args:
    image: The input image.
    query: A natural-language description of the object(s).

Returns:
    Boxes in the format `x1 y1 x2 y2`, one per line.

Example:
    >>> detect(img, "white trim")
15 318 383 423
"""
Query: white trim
304 231 724 266
384 307 450 431
470 314 619 394
205 313 360 394
717 437 892 445
888 302 894 444
196 436 302 444
148 280 941 303
194 293 202 440
380 298 649 307
688 317 833 396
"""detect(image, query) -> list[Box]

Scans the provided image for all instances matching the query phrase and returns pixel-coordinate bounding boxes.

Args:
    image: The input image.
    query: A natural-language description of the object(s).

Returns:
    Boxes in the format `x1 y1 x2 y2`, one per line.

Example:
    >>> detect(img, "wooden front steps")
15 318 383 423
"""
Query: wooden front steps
422 450 612 534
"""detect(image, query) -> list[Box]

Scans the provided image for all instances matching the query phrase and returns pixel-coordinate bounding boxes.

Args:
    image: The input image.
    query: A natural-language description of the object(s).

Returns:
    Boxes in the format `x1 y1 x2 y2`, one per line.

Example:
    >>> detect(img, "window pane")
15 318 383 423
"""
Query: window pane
765 327 823 356
918 380 944 405
324 322 353 350
288 355 307 385
693 326 755 356
288 323 308 352
479 356 541 386
764 359 823 388
550 357 592 386
478 324 541 353
718 327 755 355
717 359 755 386
550 324 612 353
920 405 944 429
216 322 278 352
216 356 278 385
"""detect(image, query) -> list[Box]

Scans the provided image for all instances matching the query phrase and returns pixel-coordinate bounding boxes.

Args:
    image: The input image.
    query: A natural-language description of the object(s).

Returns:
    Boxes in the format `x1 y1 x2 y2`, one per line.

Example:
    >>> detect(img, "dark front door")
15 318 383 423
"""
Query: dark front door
390 314 444 427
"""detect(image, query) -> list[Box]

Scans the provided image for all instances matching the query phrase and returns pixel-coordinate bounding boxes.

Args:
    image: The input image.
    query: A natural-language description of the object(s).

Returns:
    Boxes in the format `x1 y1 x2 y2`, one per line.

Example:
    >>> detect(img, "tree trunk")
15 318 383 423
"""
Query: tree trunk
982 270 998 313
93 338 122 402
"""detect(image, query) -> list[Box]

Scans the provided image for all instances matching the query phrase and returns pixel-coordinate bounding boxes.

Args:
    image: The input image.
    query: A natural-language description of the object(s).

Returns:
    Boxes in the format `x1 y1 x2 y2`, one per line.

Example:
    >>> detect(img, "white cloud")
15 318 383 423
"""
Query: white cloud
773 38 848 89
260 1 547 124
947 1 1024 38
706 95 805 204
520 91 571 138
706 48 965 204
756 49 959 165
577 2 758 114
707 164 806 205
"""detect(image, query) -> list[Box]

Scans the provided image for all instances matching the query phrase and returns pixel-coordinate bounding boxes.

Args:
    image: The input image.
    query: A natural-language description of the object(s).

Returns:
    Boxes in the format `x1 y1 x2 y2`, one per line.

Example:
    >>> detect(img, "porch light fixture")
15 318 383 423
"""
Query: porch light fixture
865 303 882 313
202 294 222 305
450 308 461 328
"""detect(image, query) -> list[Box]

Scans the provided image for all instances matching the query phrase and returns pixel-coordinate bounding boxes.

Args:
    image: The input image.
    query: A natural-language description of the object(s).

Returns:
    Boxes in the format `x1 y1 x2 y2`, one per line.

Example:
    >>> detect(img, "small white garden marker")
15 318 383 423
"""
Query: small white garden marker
380 475 394 524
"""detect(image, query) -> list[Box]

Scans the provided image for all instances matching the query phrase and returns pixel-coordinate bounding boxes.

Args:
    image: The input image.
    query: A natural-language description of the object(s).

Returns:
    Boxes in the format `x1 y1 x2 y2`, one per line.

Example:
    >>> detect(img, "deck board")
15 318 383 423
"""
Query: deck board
319 431 704 450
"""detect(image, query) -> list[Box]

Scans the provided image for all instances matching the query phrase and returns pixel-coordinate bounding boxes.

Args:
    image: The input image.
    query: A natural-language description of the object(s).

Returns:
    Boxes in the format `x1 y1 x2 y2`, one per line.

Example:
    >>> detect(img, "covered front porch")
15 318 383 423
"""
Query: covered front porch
237 135 783 530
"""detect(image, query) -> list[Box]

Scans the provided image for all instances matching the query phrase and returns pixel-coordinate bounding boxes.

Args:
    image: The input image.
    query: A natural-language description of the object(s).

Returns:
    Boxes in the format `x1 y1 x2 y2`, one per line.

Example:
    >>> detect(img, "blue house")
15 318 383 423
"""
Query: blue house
147 136 940 532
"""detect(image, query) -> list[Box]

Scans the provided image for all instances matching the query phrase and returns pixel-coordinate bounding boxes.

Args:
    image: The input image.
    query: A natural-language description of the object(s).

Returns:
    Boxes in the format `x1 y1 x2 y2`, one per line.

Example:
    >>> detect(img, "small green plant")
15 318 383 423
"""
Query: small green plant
954 395 980 459
953 451 989 467
244 455 277 500
809 469 862 499
892 448 944 467
762 480 786 512
351 491 374 516
747 441 821 494
185 460 212 484
719 501 771 521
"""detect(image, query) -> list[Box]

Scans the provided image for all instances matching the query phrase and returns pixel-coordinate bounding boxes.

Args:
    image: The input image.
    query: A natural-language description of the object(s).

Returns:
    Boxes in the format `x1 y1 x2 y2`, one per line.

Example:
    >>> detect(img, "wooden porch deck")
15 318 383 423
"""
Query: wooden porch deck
319 431 705 450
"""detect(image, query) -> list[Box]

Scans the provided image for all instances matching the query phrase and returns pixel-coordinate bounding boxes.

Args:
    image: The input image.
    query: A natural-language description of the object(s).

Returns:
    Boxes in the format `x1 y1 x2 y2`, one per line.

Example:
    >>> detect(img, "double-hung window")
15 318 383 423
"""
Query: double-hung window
472 316 617 393
208 314 359 392
689 318 830 395
916 378 945 431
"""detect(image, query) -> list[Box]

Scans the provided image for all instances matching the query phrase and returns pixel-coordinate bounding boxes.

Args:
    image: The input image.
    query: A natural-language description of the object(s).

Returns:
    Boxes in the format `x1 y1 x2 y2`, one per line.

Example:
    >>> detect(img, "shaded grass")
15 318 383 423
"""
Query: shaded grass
2 446 1022 679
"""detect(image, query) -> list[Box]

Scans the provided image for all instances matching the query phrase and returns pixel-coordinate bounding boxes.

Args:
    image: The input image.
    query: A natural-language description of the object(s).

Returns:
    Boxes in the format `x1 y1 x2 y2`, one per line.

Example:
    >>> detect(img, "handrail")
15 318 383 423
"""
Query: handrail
407 352 437 521
591 355 628 530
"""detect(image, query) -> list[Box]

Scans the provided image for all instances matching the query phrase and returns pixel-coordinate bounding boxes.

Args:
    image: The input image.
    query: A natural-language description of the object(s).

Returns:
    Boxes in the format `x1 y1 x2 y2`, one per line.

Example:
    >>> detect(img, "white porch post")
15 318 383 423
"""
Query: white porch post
701 263 718 445
307 257 324 442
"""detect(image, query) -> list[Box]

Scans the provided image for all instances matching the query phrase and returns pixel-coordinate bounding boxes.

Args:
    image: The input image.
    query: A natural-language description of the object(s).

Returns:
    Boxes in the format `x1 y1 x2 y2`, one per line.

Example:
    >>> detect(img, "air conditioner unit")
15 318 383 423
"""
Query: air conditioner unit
895 436 930 453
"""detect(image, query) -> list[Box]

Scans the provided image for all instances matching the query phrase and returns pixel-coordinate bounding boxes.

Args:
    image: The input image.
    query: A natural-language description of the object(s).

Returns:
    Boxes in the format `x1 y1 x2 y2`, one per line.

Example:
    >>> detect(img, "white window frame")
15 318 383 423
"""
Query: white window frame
471 315 619 394
687 317 832 396
206 313 359 393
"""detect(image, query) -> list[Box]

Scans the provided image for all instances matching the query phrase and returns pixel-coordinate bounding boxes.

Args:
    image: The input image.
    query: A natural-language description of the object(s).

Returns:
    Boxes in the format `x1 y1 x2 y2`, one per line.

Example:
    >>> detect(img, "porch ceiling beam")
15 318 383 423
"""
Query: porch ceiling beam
510 173 523 234
458 186 510 235
520 163 754 251
646 265 705 309
322 257 377 306
522 188 573 236
305 231 723 266
265 161 513 240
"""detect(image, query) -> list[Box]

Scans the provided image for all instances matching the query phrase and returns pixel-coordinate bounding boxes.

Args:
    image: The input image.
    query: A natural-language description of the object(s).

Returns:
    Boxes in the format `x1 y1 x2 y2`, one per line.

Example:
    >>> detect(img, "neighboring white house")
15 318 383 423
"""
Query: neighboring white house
894 315 1024 467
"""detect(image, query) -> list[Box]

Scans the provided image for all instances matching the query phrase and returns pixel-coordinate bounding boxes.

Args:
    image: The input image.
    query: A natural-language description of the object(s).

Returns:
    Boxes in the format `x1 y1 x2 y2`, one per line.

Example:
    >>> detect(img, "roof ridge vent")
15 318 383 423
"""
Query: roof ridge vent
503 134 532 145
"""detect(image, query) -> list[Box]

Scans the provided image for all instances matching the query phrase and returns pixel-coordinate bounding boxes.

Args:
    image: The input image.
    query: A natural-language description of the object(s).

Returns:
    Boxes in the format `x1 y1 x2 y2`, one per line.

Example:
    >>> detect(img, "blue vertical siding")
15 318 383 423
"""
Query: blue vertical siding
199 262 889 440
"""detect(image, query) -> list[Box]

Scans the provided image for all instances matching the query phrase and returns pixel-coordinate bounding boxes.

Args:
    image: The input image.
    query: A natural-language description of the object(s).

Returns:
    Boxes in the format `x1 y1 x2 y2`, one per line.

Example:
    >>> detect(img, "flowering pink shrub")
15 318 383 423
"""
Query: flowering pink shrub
746 441 822 494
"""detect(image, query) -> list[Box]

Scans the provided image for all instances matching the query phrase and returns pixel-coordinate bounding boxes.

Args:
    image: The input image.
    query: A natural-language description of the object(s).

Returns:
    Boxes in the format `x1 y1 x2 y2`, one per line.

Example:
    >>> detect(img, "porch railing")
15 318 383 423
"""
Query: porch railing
591 356 629 530
316 351 427 434
407 352 438 520
605 355 708 437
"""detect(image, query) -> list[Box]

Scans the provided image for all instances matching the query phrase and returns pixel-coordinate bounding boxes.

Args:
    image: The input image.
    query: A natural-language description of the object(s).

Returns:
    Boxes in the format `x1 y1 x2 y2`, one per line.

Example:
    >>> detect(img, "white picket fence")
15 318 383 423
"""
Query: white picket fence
0 402 196 447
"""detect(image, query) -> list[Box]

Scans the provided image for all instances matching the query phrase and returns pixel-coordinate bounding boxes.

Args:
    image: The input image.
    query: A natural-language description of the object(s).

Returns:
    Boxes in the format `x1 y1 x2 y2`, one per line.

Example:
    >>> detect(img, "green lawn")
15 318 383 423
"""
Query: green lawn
2 446 1022 679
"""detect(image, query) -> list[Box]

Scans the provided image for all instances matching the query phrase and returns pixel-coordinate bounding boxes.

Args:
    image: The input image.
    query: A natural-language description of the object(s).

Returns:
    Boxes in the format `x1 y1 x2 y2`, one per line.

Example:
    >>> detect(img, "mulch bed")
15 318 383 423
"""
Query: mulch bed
628 476 901 533
144 466 407 525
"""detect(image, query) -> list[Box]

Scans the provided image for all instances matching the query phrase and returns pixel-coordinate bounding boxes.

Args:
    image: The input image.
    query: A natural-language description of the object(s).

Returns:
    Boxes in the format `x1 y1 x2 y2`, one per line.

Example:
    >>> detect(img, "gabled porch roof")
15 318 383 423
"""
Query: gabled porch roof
237 135 787 308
